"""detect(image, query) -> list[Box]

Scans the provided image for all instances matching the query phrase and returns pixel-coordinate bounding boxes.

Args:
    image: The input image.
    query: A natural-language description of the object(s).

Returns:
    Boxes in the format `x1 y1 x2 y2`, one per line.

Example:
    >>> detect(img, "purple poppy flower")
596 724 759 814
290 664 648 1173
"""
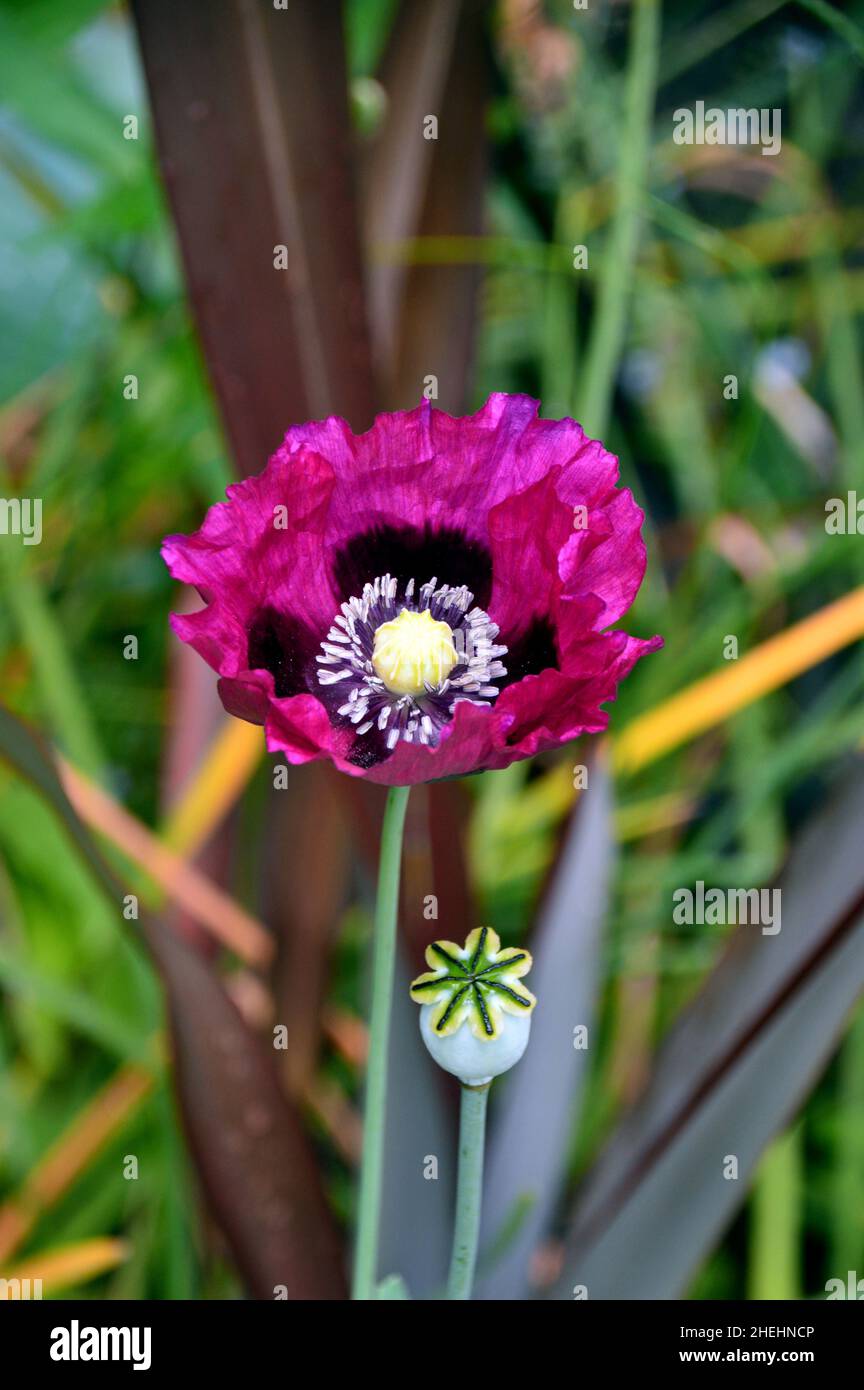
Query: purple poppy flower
162 394 661 785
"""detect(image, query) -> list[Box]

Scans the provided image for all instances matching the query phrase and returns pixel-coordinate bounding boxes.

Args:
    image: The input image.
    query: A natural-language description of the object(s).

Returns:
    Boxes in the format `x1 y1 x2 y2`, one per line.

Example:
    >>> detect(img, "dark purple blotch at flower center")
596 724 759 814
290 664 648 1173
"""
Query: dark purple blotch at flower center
332 522 494 611
247 521 526 763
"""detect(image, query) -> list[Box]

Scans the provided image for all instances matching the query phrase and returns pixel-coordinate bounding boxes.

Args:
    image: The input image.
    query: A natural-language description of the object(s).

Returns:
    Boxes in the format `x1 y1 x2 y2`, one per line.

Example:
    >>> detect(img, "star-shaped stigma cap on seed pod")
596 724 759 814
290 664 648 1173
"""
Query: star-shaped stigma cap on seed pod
410 927 536 1086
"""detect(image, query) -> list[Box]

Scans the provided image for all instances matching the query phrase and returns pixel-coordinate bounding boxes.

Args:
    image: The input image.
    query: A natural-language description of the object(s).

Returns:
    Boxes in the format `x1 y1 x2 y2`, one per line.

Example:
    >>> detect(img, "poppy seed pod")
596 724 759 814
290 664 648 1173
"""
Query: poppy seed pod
410 927 537 1087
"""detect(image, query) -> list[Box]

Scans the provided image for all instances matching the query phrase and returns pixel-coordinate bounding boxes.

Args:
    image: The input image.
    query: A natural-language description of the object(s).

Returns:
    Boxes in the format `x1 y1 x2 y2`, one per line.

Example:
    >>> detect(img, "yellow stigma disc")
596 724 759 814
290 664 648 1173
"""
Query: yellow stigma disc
372 608 458 697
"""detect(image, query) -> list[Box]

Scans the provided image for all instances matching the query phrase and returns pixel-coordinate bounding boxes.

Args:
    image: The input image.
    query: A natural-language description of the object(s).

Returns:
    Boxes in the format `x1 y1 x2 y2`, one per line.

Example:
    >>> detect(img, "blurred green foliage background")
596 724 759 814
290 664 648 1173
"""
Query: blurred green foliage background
0 0 863 1300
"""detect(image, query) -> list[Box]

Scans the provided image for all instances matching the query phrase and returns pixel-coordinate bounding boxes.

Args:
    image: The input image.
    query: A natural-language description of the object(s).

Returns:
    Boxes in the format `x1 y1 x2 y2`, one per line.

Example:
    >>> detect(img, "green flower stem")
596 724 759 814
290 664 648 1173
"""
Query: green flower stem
352 783 411 1300
447 1082 490 1300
